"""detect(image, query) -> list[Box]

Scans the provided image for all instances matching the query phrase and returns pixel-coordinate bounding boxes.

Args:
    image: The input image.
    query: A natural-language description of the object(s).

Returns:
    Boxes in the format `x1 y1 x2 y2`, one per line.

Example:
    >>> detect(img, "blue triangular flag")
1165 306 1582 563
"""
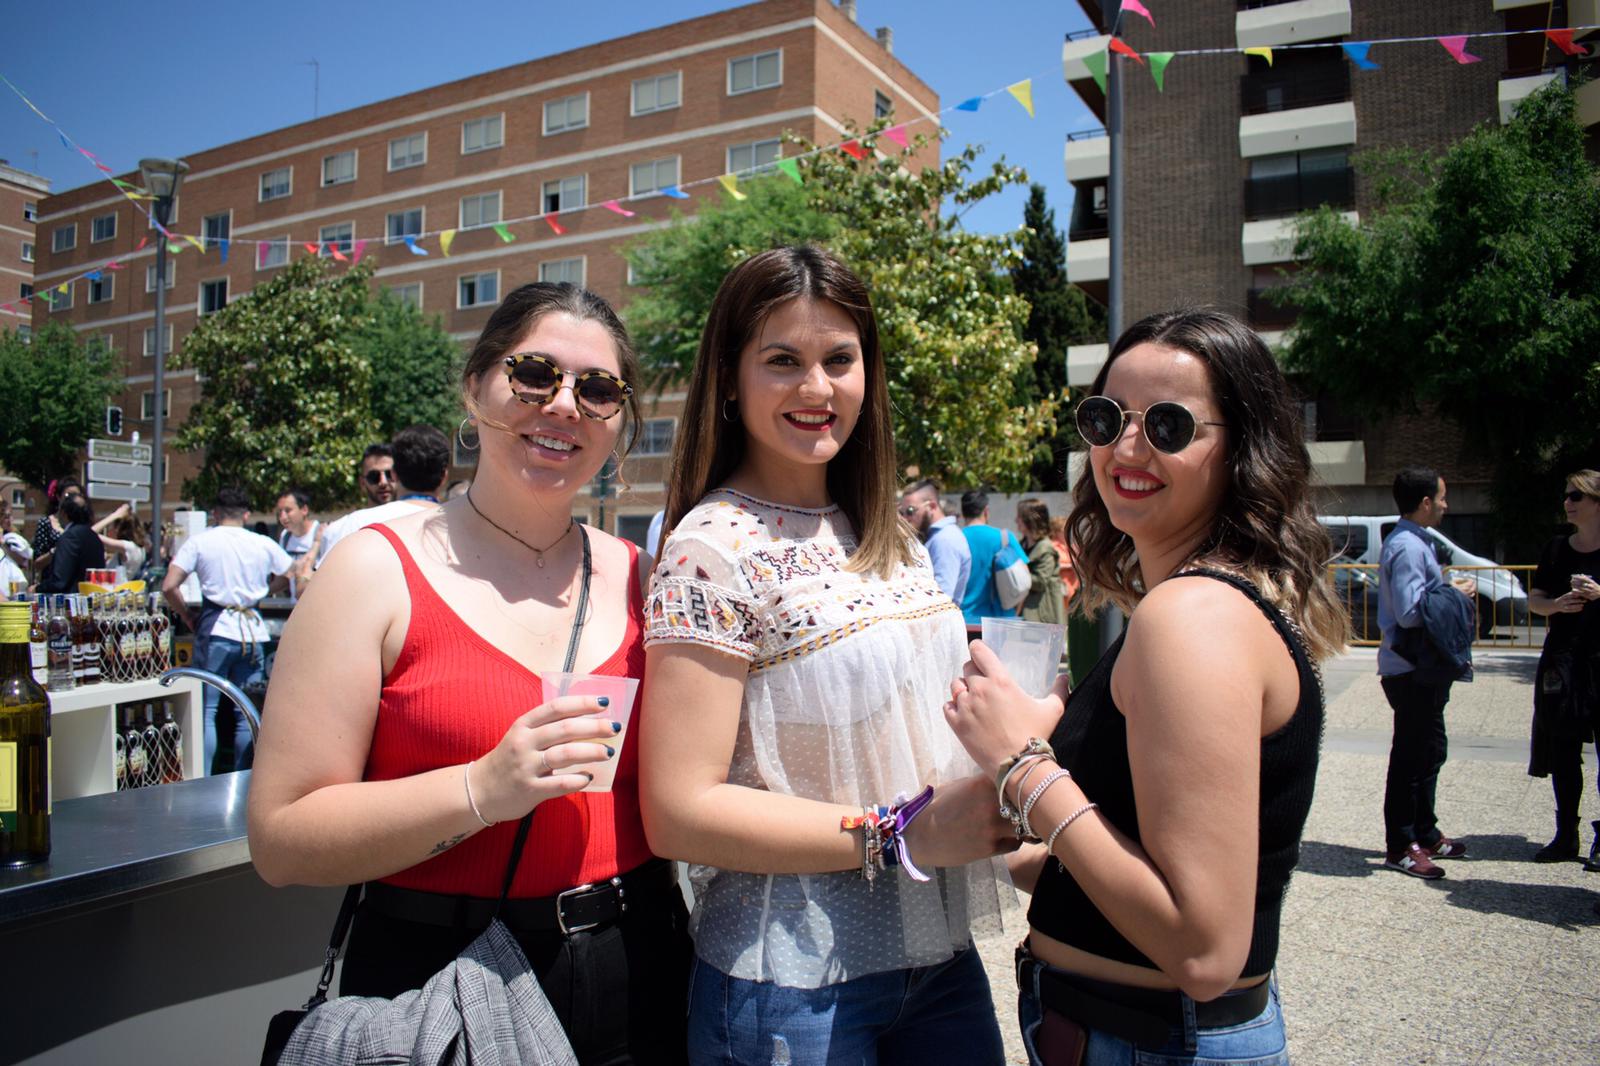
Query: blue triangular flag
86 270 101 280
404 235 428 257
1342 42 1379 70
955 96 983 112
218 239 229 264
59 131 72 151
660 185 690 199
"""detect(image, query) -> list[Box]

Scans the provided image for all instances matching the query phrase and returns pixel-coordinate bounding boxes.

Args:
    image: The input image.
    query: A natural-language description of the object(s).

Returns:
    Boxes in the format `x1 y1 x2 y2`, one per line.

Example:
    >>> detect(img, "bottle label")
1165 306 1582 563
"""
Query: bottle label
0 740 14 832
128 746 146 777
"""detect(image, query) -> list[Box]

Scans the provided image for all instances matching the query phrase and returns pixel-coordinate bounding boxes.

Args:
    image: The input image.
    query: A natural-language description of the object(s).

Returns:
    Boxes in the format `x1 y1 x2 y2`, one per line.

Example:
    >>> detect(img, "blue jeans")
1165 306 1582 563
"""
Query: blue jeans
688 944 1005 1066
199 637 263 774
1018 958 1289 1066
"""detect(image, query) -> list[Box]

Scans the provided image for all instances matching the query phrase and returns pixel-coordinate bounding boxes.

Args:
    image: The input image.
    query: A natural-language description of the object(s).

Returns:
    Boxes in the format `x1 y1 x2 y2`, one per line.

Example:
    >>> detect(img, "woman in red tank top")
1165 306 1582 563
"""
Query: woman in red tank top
247 283 691 1065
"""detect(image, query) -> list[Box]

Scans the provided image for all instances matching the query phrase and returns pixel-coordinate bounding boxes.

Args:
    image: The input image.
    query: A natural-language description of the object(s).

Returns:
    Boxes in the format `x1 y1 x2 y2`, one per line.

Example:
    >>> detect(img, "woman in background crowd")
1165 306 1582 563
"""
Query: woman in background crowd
1017 497 1064 626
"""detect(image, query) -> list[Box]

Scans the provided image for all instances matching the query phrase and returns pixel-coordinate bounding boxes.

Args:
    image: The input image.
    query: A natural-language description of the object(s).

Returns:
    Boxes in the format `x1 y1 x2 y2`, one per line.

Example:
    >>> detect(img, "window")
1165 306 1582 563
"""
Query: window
728 49 781 94
91 213 117 243
49 284 73 310
635 418 675 457
630 157 679 197
52 224 77 253
19 283 32 300
258 236 290 270
140 389 172 420
874 90 893 120
142 323 173 357
88 275 113 304
387 282 422 308
100 334 116 353
199 279 228 316
727 139 781 175
462 114 503 153
615 513 652 548
386 208 424 245
15 325 29 344
541 175 585 214
202 212 230 249
322 150 357 187
543 93 589 134
632 72 680 115
145 260 176 292
319 222 354 257
9 488 24 508
1245 147 1353 220
459 191 501 230
539 258 584 285
260 166 292 201
388 132 427 170
458 272 498 308
20 241 32 263
22 202 36 222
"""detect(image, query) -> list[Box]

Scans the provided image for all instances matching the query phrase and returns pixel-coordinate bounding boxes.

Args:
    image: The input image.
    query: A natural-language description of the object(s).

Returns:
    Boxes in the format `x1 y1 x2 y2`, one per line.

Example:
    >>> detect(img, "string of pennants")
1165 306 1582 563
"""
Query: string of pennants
3 13 1596 319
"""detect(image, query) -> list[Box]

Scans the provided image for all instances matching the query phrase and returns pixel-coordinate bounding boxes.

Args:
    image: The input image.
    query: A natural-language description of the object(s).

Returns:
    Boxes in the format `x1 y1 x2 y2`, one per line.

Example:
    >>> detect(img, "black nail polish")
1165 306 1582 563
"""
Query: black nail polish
611 721 622 734
606 745 616 758
597 696 610 707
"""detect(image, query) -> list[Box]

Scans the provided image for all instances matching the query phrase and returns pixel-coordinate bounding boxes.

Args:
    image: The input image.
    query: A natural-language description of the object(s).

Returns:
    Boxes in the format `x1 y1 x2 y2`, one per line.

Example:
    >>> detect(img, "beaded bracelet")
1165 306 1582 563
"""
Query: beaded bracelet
998 754 1052 836
1045 801 1099 854
1019 769 1071 841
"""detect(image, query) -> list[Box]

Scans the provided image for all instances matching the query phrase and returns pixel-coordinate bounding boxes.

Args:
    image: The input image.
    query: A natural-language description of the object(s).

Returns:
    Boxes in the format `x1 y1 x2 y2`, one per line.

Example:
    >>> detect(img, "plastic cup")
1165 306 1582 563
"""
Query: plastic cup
543 672 640 793
980 617 1065 698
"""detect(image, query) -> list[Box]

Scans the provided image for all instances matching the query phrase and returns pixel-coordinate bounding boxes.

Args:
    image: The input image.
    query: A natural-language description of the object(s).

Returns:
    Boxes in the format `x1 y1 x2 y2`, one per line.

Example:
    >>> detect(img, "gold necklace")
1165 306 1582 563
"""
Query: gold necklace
465 490 575 568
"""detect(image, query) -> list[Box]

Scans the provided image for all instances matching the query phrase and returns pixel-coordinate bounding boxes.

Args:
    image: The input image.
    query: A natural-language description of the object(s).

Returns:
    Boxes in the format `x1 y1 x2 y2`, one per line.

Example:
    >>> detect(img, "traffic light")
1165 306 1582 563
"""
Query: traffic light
106 405 124 436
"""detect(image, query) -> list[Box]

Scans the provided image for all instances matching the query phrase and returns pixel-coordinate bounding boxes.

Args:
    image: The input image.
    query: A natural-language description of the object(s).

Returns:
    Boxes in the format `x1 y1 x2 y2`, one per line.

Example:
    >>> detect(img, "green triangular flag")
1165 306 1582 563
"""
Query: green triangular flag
110 177 137 191
775 158 803 185
493 223 515 243
167 241 183 255
1082 49 1108 95
1149 52 1175 91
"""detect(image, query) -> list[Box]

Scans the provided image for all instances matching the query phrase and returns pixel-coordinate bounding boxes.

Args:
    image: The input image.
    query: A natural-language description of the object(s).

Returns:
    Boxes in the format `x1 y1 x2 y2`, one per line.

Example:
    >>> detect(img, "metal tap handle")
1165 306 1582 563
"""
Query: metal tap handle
159 667 262 739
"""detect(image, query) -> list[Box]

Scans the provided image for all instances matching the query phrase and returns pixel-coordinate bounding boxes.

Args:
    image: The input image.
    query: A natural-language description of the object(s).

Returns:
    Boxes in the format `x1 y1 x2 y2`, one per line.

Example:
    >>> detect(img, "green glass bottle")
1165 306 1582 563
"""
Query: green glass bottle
0 600 51 865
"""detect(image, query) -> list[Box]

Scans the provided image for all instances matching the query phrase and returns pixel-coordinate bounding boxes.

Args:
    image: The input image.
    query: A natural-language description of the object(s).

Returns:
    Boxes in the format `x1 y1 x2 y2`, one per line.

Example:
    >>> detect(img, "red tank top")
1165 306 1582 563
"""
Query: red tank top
364 523 654 898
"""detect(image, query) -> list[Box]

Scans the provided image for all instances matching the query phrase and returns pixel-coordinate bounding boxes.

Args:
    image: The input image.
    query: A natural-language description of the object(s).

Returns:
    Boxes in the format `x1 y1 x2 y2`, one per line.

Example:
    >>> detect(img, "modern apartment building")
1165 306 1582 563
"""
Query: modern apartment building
31 0 938 544
1 162 50 521
1059 0 1597 549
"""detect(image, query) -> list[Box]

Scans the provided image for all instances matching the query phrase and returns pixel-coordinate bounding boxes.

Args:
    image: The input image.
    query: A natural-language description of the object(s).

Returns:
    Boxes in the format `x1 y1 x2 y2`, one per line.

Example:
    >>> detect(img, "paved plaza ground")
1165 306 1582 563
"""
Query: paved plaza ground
975 647 1600 1065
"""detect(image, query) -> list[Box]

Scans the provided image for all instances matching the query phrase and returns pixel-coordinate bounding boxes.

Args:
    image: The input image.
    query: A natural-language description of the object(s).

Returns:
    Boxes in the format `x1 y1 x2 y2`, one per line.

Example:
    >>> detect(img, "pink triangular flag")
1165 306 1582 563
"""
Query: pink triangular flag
544 213 567 235
1437 36 1481 64
1122 0 1154 27
882 125 908 148
602 199 636 218
351 239 367 264
329 243 349 263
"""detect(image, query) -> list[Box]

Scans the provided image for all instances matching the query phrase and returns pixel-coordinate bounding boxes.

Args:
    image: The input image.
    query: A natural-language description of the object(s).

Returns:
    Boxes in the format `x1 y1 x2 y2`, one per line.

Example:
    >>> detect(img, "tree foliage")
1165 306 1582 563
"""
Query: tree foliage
351 289 463 438
1012 184 1106 490
1280 83 1600 551
624 124 1053 490
0 323 122 489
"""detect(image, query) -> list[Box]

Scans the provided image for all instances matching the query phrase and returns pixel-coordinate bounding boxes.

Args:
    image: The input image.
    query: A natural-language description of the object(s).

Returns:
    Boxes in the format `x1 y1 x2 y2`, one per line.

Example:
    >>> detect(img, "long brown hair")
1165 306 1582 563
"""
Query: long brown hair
663 245 913 579
1067 307 1348 662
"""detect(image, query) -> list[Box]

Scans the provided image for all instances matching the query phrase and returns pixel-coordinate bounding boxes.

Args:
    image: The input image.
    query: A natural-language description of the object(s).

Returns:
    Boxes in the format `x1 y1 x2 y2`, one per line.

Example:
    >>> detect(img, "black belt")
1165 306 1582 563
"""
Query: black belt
1017 944 1270 1049
364 858 677 936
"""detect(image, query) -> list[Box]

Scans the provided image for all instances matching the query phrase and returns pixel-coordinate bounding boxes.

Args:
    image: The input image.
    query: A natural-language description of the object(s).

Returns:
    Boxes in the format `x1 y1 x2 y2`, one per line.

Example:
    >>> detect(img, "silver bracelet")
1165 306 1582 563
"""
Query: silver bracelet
998 754 1051 833
1045 801 1099 854
1012 757 1054 808
464 759 497 827
1020 769 1071 841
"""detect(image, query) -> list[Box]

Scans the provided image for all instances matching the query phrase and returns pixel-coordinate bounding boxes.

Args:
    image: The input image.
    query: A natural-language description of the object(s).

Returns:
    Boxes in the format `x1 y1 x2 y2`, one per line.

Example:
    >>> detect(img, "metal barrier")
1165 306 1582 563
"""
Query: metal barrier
1327 563 1547 649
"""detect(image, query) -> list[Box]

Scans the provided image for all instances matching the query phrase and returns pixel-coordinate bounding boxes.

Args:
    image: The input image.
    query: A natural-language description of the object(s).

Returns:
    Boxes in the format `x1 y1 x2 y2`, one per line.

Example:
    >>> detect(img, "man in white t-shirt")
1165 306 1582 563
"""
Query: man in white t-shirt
316 425 451 567
274 487 320 599
1 501 34 596
162 486 293 774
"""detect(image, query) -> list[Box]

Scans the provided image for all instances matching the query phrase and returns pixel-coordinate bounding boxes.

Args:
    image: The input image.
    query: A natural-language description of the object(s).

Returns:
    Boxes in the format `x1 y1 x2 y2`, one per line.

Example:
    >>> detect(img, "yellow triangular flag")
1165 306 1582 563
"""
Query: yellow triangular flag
57 282 69 294
1244 47 1273 66
718 174 747 201
184 235 205 254
1006 79 1035 118
440 229 456 257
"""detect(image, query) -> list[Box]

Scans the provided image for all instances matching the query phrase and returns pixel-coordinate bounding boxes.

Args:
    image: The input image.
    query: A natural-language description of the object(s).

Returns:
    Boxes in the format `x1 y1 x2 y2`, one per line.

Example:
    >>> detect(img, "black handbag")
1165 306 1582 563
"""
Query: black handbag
261 527 592 1066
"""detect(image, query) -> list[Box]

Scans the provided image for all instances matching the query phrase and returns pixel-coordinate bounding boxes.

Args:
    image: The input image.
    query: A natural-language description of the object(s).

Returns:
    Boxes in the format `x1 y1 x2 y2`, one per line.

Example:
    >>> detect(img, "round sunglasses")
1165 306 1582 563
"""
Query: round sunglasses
504 354 633 420
1075 395 1225 454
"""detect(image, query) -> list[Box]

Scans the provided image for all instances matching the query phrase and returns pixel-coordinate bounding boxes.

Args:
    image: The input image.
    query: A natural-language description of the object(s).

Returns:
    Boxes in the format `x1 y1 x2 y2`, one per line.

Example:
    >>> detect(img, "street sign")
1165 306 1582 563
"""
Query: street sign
87 482 150 504
88 438 153 464
87 460 151 485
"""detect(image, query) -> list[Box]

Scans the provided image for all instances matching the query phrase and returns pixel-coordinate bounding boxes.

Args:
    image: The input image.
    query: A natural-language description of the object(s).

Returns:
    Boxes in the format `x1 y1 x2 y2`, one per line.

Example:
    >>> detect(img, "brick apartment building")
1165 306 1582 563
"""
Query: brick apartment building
1 161 50 520
1058 0 1598 554
30 0 937 547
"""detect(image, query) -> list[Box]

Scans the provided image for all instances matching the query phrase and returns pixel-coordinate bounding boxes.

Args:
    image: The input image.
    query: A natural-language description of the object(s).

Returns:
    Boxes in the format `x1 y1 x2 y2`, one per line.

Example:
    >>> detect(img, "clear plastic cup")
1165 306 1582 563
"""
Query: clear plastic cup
543 672 640 793
980 617 1065 698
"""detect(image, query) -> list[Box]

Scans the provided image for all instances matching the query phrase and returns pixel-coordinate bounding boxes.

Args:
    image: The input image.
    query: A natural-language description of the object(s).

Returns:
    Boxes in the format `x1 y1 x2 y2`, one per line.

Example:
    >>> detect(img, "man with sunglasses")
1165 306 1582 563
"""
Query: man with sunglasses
358 444 397 506
317 426 451 567
900 479 970 604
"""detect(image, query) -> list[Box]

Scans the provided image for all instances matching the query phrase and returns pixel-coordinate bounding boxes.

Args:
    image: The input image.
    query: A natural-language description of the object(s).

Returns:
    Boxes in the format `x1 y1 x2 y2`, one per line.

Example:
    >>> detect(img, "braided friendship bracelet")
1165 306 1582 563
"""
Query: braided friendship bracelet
464 759 497 828
841 785 936 884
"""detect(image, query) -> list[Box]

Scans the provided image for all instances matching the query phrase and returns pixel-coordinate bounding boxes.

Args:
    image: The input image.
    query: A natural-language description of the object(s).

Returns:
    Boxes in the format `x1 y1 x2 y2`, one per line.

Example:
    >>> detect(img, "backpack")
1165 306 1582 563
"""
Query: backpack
993 530 1032 611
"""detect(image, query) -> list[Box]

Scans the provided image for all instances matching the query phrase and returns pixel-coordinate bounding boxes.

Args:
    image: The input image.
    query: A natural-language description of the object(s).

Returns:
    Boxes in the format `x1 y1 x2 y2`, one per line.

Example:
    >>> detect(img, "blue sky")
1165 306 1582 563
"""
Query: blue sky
1 0 1098 237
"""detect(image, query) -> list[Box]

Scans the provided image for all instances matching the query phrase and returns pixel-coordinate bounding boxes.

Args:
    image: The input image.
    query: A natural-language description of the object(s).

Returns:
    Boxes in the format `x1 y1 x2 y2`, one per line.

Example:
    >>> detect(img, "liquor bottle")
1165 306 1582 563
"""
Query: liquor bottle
148 595 171 675
97 595 120 685
0 600 51 865
116 595 138 685
77 597 100 687
123 705 147 790
159 702 184 783
141 706 162 787
134 598 155 680
29 598 48 683
46 596 74 692
113 723 127 791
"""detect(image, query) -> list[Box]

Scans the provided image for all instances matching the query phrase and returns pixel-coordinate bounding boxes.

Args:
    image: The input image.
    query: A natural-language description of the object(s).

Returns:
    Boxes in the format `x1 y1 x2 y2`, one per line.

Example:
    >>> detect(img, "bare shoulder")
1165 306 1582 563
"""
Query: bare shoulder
1120 574 1281 690
297 523 409 624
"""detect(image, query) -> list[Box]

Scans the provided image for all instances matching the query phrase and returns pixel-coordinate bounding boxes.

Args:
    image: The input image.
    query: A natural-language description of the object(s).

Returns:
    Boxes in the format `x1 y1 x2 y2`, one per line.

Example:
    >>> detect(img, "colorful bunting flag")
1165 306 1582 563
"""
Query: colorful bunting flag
775 158 803 184
86 270 101 280
111 178 135 190
303 242 319 256
1243 47 1273 66
1437 36 1481 64
660 184 691 199
1082 49 1109 94
718 173 747 201
1342 42 1379 70
351 239 367 264
405 235 428 256
58 131 72 151
1110 37 1146 65
218 239 229 264
882 125 908 148
1545 29 1587 56
40 291 54 307
602 200 636 217
1122 0 1155 27
954 96 983 112
1006 79 1035 118
167 241 183 255
439 229 456 256
1149 52 1175 90
94 163 113 173
329 243 349 263
56 283 68 295
135 236 148 252
104 261 123 271
184 235 205 254
840 140 868 160
257 243 269 267
493 223 515 243
544 213 567 235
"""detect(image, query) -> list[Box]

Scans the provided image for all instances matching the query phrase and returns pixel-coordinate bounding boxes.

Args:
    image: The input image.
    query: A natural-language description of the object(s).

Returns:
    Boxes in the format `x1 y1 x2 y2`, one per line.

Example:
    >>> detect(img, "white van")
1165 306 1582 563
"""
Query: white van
1319 516 1529 638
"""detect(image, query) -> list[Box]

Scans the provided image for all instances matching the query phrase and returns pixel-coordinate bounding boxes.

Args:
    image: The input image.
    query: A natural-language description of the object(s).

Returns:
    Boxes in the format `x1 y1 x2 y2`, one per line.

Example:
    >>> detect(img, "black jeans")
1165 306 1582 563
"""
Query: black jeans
1381 673 1453 854
340 872 693 1066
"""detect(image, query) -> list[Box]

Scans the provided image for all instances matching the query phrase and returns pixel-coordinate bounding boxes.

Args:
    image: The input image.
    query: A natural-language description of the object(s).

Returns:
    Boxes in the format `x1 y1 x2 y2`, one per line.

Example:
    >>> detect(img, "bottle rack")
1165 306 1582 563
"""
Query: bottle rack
47 677 204 800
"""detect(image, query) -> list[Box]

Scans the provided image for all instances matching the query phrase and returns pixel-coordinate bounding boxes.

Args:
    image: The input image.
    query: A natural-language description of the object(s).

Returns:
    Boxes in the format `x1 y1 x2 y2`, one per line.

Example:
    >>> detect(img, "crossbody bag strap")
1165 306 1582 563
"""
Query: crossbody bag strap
303 884 363 1008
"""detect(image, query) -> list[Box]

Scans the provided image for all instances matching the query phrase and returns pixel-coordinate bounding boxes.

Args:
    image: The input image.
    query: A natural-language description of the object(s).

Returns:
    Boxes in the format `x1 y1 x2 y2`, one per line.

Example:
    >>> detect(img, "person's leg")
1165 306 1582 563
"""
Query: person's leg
197 638 239 775
1381 675 1428 854
1413 680 1452 850
688 960 896 1066
879 946 1005 1066
225 643 264 770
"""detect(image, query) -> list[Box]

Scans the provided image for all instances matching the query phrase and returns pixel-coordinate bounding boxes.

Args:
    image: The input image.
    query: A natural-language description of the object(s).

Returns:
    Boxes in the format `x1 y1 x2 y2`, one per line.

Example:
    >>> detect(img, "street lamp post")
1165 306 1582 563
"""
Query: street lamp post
137 157 189 575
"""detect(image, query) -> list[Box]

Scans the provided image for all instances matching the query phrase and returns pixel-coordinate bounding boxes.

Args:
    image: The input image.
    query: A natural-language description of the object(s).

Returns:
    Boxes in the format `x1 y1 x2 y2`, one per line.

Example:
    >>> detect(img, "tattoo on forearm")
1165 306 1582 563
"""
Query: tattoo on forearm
428 833 469 856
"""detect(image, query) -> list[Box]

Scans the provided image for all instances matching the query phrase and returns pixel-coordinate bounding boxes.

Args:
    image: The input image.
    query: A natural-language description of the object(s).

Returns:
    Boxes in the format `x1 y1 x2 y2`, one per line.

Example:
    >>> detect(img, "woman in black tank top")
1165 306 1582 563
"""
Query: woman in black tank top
944 309 1349 1066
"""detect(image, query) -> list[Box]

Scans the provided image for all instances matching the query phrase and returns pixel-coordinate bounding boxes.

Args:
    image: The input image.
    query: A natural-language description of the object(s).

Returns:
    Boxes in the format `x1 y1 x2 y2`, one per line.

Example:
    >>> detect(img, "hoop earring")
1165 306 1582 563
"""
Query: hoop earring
722 398 738 423
457 418 481 451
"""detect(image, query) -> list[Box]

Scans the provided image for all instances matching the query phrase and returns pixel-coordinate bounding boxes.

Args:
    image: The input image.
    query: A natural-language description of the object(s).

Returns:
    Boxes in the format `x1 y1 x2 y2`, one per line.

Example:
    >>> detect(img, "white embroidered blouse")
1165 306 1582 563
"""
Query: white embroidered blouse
644 488 1008 988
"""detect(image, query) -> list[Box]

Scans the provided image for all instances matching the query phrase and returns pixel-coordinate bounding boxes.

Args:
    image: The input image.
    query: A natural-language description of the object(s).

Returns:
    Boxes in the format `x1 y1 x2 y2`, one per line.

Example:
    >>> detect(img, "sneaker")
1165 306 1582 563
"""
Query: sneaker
1427 836 1468 860
1385 843 1446 880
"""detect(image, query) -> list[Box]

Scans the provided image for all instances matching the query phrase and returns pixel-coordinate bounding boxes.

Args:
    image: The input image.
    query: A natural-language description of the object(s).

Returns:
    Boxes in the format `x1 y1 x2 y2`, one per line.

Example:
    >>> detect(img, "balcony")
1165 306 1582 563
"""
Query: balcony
1241 63 1350 115
1238 100 1357 157
1240 210 1357 265
1247 287 1300 329
1499 69 1565 124
1244 166 1354 220
1235 0 1352 49
1307 440 1366 486
1576 77 1600 128
1066 236 1109 283
1063 31 1112 121
1064 129 1109 183
1066 343 1108 389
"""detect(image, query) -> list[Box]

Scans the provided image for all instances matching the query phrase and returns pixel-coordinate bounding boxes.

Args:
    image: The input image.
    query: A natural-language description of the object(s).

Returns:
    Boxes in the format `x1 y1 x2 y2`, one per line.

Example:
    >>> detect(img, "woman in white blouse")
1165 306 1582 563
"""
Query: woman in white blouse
639 246 1017 1065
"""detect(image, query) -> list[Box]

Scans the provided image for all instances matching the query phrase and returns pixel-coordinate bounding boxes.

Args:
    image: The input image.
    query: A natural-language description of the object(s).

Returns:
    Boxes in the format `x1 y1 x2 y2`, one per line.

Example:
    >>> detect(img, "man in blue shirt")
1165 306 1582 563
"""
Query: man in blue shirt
900 479 969 605
1377 466 1477 880
957 489 1021 626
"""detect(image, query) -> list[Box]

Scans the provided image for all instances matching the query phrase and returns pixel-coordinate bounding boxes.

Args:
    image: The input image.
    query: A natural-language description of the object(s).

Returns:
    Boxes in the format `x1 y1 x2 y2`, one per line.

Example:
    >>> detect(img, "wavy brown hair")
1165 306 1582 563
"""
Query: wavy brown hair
1067 307 1348 661
663 245 914 579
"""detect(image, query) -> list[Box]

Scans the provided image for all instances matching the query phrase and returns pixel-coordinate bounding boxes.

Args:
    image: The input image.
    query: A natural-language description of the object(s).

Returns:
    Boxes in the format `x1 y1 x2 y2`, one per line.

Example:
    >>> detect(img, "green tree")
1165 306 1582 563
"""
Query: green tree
351 289 462 438
0 323 122 489
1012 184 1105 490
173 257 379 508
625 125 1052 489
1280 82 1600 553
